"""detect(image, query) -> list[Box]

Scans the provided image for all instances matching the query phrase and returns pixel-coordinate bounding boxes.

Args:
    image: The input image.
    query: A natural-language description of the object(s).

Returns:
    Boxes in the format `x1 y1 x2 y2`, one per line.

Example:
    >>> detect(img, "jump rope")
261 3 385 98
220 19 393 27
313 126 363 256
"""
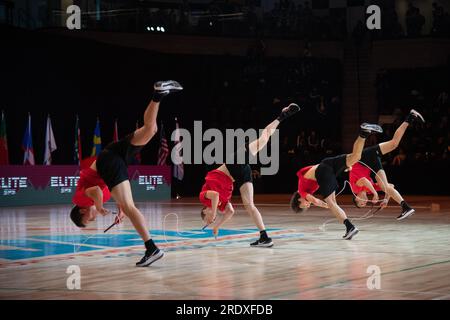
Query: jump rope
319 160 388 231
71 160 389 253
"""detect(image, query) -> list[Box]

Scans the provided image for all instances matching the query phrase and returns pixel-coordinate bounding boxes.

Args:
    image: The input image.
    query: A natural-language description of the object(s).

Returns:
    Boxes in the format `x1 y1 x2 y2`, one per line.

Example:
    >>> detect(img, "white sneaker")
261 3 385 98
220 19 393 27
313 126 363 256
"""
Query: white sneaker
136 249 164 267
154 80 183 93
343 226 359 240
410 109 425 123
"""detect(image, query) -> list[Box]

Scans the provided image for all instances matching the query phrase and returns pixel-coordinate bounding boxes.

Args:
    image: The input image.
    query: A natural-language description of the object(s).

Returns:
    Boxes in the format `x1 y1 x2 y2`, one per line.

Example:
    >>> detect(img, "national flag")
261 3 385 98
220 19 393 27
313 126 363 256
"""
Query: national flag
113 119 119 143
43 115 57 165
157 121 169 166
74 115 82 165
22 113 35 165
0 111 9 165
91 117 102 157
172 117 184 181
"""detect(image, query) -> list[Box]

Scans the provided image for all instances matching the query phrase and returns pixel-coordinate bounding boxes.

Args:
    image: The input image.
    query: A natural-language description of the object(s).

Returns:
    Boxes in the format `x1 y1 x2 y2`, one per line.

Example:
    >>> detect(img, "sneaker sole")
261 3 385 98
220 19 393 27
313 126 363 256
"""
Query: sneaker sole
397 209 415 221
250 242 274 248
136 250 164 267
343 228 359 240
288 103 301 112
154 81 183 91
360 123 383 133
410 109 425 123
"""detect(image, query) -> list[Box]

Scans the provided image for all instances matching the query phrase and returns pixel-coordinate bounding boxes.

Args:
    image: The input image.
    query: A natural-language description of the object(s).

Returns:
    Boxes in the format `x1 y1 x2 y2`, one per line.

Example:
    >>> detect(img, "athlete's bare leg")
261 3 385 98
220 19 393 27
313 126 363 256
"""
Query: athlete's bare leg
375 170 404 204
239 182 266 231
379 122 409 155
248 103 301 156
131 100 160 146
346 136 366 168
324 192 348 223
110 181 151 242
248 119 280 156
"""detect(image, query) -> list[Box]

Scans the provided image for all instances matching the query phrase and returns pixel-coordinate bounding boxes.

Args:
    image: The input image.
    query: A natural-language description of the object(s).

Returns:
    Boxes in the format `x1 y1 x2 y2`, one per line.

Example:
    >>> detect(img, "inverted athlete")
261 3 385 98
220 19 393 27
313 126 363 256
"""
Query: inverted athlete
70 80 183 267
290 123 383 240
200 103 301 247
350 109 425 220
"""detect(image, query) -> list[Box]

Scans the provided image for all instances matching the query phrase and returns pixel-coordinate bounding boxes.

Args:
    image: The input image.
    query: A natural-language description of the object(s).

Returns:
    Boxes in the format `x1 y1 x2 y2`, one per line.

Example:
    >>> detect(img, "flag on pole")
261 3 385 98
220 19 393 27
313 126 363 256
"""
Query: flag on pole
113 119 119 143
91 117 102 157
0 111 9 165
74 115 82 165
172 117 184 181
22 113 35 165
157 121 169 166
43 115 57 165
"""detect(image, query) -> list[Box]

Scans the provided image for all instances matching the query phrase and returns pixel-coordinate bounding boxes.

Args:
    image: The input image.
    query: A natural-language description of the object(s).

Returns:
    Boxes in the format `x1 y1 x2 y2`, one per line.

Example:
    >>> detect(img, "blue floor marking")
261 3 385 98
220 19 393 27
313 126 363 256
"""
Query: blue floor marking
0 228 282 261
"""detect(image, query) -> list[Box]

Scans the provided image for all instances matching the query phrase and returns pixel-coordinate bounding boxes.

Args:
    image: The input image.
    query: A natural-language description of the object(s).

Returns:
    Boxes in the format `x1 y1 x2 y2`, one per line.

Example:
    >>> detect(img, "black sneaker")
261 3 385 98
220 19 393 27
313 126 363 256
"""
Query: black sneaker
409 109 425 124
136 249 164 267
397 208 415 221
154 80 183 95
343 226 359 240
250 237 274 248
360 123 383 134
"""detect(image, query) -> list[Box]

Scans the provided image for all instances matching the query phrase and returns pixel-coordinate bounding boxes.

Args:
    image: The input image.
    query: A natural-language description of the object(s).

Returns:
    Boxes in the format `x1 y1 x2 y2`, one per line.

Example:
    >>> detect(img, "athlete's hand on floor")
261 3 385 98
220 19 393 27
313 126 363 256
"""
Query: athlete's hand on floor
212 226 219 240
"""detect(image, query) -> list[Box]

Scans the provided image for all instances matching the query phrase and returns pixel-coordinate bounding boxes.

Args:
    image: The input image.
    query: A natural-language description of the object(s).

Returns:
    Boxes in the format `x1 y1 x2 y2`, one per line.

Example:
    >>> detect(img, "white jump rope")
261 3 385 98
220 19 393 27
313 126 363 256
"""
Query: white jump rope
72 160 389 252
319 160 389 231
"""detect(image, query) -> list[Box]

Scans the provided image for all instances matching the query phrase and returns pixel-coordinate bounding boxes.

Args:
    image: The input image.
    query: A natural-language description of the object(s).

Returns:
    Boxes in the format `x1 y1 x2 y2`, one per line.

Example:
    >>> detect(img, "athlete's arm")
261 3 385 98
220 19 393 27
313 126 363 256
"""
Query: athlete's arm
306 194 329 209
357 178 379 203
85 186 110 215
212 203 235 238
204 190 220 223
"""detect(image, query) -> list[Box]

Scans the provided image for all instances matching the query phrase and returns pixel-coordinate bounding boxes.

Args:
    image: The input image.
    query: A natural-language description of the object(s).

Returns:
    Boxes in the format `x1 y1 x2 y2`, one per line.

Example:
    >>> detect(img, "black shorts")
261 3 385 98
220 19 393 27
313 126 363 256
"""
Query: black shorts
96 133 143 190
225 164 253 189
224 143 253 189
360 144 383 174
315 154 347 198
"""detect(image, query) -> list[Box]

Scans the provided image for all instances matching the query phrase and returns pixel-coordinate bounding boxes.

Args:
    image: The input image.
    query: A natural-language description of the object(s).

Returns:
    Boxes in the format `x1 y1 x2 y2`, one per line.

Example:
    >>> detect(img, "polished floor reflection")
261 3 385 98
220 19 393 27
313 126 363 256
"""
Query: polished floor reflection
0 195 449 300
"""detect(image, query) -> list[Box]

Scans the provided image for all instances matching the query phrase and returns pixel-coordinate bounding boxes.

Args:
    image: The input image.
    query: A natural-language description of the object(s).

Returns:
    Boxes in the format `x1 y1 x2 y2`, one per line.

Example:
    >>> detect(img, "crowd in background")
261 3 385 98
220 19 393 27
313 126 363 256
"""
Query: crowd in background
371 66 449 194
58 1 450 40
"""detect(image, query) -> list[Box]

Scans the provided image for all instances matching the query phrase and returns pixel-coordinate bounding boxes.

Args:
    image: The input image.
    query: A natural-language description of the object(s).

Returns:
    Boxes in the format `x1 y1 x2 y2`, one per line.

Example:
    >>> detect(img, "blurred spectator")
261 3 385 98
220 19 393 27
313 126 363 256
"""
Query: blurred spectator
406 5 425 37
392 147 407 166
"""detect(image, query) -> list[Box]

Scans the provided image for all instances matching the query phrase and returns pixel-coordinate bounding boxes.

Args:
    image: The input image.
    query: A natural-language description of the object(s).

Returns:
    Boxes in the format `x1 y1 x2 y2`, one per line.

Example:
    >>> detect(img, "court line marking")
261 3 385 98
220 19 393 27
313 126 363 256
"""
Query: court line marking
0 229 297 268
22 237 111 249
134 201 433 209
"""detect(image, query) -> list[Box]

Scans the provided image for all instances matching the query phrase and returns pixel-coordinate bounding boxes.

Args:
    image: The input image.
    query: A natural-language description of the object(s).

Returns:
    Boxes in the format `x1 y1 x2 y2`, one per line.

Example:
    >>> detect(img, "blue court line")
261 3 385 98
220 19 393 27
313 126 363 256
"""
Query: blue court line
0 228 282 261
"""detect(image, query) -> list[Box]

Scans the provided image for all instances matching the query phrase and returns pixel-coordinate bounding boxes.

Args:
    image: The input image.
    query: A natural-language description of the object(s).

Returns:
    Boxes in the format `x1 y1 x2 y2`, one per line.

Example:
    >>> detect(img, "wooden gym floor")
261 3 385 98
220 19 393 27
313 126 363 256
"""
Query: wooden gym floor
0 195 449 300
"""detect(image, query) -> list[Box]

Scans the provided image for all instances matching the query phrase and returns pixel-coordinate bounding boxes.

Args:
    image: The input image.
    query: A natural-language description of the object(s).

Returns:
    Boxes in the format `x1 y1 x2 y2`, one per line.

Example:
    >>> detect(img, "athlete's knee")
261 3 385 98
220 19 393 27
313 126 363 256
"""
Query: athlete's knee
139 124 158 142
347 154 360 166
227 207 235 216
387 186 396 194
325 195 338 207
391 139 400 149
144 123 158 137
119 201 138 214
243 203 257 212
